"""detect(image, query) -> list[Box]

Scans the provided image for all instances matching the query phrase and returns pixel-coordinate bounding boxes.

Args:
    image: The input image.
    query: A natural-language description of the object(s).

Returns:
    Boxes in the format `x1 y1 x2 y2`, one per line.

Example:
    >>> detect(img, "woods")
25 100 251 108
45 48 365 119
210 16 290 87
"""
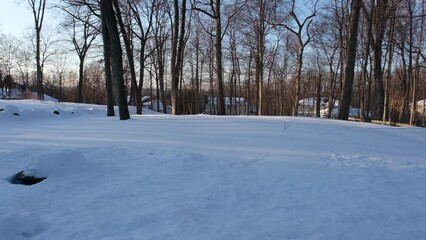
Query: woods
0 0 425 123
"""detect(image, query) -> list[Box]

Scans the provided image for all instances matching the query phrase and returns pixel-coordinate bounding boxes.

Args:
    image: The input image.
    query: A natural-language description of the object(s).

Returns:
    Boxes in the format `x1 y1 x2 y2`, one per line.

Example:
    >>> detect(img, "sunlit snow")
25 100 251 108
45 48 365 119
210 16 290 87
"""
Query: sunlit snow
1 99 425 240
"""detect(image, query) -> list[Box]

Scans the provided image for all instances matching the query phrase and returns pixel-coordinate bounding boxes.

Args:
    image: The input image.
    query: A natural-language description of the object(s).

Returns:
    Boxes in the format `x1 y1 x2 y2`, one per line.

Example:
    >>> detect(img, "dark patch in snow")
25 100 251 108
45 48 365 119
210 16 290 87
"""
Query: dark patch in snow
13 113 20 116
53 110 60 115
8 170 46 185
0 108 4 112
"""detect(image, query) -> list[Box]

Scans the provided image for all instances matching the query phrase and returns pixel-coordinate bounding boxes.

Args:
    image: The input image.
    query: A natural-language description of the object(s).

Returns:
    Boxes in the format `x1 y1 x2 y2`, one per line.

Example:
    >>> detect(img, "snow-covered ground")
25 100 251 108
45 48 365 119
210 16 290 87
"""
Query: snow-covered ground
1 99 425 240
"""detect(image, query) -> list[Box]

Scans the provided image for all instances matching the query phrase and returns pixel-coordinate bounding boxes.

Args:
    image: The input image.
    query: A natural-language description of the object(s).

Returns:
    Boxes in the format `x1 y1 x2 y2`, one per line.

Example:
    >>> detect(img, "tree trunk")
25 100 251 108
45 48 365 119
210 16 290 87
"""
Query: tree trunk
292 47 303 116
195 34 200 114
77 57 85 102
409 1 424 125
100 4 115 117
383 12 395 122
171 0 187 115
315 72 321 118
102 0 130 120
30 0 47 100
360 12 372 120
171 0 179 114
255 1 265 116
215 0 226 115
36 25 44 100
338 0 362 120
113 0 141 115
370 0 389 120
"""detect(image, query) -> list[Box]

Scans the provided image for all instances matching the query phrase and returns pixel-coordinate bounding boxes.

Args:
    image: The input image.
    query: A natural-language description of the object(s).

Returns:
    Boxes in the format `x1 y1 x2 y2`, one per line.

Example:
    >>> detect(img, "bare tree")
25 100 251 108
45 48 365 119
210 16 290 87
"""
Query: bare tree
338 0 362 120
15 47 32 88
28 0 47 100
3 75 15 98
382 2 398 122
100 0 130 120
192 0 244 115
59 0 115 115
152 2 169 114
409 0 425 125
272 0 317 116
0 34 21 76
314 21 341 118
170 0 188 114
62 5 99 103
363 0 391 120
244 0 281 115
51 53 68 101
101 18 115 116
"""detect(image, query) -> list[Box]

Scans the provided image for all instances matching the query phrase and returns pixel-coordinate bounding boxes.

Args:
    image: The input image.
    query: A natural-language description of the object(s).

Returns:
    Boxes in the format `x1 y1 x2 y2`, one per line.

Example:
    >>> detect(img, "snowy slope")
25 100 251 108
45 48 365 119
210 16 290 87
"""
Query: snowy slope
0 99 425 240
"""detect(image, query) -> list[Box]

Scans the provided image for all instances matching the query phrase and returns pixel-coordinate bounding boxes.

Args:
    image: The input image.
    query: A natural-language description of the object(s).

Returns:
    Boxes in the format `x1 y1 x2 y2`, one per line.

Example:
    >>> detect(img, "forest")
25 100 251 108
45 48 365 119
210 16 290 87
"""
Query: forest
0 0 425 123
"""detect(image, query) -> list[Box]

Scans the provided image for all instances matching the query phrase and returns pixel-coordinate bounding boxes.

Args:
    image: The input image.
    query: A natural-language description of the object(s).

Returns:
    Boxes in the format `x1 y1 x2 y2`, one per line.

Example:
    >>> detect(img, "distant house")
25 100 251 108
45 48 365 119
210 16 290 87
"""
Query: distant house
144 99 171 114
134 96 171 114
298 97 339 117
1 86 26 99
1 85 59 101
416 100 426 125
30 92 59 102
298 97 363 118
417 100 426 115
321 107 362 119
204 97 254 115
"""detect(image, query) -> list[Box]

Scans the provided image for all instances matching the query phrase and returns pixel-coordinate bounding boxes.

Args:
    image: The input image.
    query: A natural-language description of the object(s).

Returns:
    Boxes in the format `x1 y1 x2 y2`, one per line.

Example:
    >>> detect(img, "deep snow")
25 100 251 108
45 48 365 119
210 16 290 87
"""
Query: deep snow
0 99 425 240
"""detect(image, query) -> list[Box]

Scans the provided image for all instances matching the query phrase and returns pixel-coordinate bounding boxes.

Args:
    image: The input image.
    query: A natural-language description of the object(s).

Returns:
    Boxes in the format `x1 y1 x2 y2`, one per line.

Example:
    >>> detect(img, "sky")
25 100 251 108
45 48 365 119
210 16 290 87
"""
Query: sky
0 0 57 37
0 1 33 36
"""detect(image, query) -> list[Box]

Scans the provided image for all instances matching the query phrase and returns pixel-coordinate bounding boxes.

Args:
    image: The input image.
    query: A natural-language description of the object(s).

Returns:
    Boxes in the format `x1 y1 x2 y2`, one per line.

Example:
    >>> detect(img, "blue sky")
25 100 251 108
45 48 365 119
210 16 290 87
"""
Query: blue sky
0 1 33 36
0 1 57 37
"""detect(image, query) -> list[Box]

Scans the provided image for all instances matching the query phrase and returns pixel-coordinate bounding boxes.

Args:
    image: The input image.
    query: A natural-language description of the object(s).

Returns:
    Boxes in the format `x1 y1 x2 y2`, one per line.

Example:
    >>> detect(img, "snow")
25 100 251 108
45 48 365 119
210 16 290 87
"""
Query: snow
1 99 426 240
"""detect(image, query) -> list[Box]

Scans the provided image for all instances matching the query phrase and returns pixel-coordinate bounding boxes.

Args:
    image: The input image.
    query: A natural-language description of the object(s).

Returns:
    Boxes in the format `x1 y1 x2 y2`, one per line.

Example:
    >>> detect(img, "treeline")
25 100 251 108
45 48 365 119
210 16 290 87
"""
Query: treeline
0 0 425 123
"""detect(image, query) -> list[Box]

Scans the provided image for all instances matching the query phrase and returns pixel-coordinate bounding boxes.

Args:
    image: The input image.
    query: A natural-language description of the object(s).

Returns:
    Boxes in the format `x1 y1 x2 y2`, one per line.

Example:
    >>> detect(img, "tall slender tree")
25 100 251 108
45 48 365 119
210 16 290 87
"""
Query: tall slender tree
100 0 130 120
28 0 47 100
64 7 99 103
192 0 244 115
363 0 390 120
128 0 157 115
170 0 188 115
100 6 115 117
338 0 362 120
272 0 317 116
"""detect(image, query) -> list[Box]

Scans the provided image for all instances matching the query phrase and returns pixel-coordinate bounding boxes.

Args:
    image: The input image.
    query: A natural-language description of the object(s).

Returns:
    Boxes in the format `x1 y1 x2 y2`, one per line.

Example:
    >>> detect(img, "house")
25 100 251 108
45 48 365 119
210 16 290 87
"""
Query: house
320 107 362 119
298 97 364 118
144 99 171 114
133 96 171 114
298 97 339 117
204 97 253 115
416 100 426 125
417 100 426 115
1 86 26 99
29 92 59 102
